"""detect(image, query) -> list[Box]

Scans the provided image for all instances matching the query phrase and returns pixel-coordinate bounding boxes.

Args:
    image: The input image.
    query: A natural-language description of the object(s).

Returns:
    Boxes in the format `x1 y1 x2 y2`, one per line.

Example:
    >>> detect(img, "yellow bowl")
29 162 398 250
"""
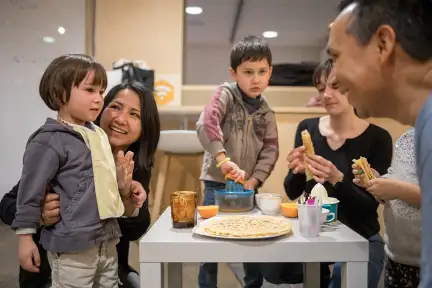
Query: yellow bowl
280 202 298 218
197 205 219 219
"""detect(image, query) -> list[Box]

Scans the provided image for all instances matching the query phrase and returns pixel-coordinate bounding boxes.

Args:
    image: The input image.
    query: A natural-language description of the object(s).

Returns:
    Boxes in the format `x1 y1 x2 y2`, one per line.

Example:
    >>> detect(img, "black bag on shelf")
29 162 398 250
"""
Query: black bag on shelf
269 62 319 87
114 62 155 91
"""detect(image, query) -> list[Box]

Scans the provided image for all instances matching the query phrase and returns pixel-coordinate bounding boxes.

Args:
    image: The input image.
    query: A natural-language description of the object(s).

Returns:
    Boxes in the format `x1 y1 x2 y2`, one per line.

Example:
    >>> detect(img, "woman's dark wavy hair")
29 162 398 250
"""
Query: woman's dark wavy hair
96 81 160 174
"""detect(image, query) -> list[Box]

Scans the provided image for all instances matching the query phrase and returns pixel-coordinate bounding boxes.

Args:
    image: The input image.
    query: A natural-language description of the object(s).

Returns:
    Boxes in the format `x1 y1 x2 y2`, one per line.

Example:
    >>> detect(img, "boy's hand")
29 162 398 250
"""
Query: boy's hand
220 160 237 175
244 178 259 190
215 153 245 182
221 161 245 183
220 160 242 176
228 167 245 183
18 235 40 273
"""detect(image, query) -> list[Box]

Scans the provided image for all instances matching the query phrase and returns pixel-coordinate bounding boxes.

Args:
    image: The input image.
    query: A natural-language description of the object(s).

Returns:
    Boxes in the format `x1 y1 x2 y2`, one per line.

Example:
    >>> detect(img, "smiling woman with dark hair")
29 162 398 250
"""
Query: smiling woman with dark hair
97 82 160 174
0 81 160 288
97 81 160 287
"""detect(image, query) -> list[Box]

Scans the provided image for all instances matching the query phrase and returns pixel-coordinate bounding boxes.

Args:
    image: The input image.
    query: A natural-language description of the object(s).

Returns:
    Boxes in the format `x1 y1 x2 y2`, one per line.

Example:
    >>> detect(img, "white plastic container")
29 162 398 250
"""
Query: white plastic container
255 193 282 215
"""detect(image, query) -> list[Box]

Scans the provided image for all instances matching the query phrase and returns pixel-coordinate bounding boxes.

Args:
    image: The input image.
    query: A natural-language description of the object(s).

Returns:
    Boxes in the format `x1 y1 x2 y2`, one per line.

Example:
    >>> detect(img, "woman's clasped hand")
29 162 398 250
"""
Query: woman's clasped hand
287 145 343 184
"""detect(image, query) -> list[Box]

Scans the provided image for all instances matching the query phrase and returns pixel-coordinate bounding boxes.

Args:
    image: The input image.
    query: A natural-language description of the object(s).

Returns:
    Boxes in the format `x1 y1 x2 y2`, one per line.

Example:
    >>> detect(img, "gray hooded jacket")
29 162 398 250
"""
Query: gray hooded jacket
11 118 121 253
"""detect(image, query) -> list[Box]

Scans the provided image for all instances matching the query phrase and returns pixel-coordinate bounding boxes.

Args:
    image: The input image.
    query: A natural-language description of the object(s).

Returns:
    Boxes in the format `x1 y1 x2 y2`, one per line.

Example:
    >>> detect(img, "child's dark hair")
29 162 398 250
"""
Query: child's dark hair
230 35 272 71
39 54 107 111
96 81 160 174
312 59 333 88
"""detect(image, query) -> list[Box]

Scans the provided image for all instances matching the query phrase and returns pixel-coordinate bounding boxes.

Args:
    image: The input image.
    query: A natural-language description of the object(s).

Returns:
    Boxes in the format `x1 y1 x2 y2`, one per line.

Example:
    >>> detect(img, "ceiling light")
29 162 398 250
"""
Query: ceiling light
58 26 66 35
185 6 203 15
262 31 278 39
42 36 56 43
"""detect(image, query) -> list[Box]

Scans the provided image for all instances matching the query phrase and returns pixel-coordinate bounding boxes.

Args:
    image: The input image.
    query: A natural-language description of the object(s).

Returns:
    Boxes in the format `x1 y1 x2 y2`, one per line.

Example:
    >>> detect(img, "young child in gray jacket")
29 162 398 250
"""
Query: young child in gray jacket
12 54 138 288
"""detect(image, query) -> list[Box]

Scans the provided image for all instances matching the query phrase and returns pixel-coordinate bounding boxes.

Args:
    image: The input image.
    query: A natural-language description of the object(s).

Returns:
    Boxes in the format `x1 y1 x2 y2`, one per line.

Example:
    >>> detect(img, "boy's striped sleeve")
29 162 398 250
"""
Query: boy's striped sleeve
196 86 230 158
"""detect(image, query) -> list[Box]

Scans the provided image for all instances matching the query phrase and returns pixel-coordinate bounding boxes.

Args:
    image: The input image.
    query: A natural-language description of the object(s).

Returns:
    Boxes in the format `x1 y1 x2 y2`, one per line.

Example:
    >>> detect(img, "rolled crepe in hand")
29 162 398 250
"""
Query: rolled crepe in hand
353 157 376 184
301 130 315 181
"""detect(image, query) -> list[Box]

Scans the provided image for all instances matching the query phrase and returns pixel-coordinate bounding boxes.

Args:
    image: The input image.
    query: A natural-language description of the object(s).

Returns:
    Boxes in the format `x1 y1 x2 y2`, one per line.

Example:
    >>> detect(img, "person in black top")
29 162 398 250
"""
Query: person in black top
0 81 160 288
284 59 393 288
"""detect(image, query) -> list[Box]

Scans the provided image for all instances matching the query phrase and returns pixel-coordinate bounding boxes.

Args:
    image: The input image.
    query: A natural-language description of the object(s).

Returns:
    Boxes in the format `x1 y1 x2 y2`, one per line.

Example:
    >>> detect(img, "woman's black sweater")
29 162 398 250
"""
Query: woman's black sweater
284 117 393 239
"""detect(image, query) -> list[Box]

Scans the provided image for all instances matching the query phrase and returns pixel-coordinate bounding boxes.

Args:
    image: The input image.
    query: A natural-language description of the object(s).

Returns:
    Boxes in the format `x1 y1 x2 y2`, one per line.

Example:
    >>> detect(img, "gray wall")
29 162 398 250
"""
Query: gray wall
0 0 86 197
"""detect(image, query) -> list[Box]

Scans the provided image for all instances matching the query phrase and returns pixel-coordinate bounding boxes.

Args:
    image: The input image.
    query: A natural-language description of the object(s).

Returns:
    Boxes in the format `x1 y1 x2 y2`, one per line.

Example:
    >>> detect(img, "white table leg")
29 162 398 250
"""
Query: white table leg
140 263 163 288
341 262 368 288
167 263 183 288
303 262 321 288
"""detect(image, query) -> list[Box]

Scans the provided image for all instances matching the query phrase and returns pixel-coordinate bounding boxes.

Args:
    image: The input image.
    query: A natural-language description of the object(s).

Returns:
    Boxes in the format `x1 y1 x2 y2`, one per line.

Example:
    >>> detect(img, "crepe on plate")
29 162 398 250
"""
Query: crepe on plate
301 130 315 181
353 157 376 184
203 215 292 238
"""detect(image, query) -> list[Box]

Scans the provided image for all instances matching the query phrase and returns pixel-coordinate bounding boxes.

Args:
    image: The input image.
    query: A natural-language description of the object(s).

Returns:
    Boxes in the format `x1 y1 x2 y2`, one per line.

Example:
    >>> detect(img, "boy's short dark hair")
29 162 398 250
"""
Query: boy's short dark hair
312 59 333 88
337 0 432 62
39 54 107 111
230 35 272 71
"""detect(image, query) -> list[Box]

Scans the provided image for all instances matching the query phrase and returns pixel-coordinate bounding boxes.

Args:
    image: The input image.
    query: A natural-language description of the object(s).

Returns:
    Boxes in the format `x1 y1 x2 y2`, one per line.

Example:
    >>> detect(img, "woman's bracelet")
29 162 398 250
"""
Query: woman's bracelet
216 157 230 168
330 174 344 186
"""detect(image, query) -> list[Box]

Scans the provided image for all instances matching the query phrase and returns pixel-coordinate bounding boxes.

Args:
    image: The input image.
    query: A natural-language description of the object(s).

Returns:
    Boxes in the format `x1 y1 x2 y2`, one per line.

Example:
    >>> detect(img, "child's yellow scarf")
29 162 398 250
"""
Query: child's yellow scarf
63 119 124 219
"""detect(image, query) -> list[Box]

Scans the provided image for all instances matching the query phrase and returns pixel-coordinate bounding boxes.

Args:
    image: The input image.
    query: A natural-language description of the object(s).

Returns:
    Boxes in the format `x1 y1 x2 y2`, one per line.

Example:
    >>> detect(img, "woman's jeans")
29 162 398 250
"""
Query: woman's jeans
198 180 261 288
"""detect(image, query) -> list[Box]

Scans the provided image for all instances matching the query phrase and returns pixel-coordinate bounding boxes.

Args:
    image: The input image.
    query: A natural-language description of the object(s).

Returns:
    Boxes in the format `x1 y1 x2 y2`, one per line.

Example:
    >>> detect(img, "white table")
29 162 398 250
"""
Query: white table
139 208 368 288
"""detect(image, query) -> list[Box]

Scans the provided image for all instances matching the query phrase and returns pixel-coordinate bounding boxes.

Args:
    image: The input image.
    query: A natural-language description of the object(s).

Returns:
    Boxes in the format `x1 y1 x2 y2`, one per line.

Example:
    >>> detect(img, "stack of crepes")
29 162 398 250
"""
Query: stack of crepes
352 157 376 184
301 130 315 181
203 215 292 238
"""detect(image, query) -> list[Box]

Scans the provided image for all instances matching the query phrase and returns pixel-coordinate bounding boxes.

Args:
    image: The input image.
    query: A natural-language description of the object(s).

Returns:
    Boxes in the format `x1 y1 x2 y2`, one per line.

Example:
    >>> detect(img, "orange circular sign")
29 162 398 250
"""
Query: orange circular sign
154 80 175 105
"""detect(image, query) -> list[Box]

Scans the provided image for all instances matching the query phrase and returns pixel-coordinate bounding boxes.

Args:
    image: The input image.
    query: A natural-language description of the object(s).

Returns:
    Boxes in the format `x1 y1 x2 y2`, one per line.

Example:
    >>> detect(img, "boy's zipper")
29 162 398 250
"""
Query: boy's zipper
241 114 254 167
234 89 266 171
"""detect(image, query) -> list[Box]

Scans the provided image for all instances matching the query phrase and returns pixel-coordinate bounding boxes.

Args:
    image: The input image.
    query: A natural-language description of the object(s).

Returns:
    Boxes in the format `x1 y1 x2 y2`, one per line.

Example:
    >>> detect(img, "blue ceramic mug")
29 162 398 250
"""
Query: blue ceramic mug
322 197 339 223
